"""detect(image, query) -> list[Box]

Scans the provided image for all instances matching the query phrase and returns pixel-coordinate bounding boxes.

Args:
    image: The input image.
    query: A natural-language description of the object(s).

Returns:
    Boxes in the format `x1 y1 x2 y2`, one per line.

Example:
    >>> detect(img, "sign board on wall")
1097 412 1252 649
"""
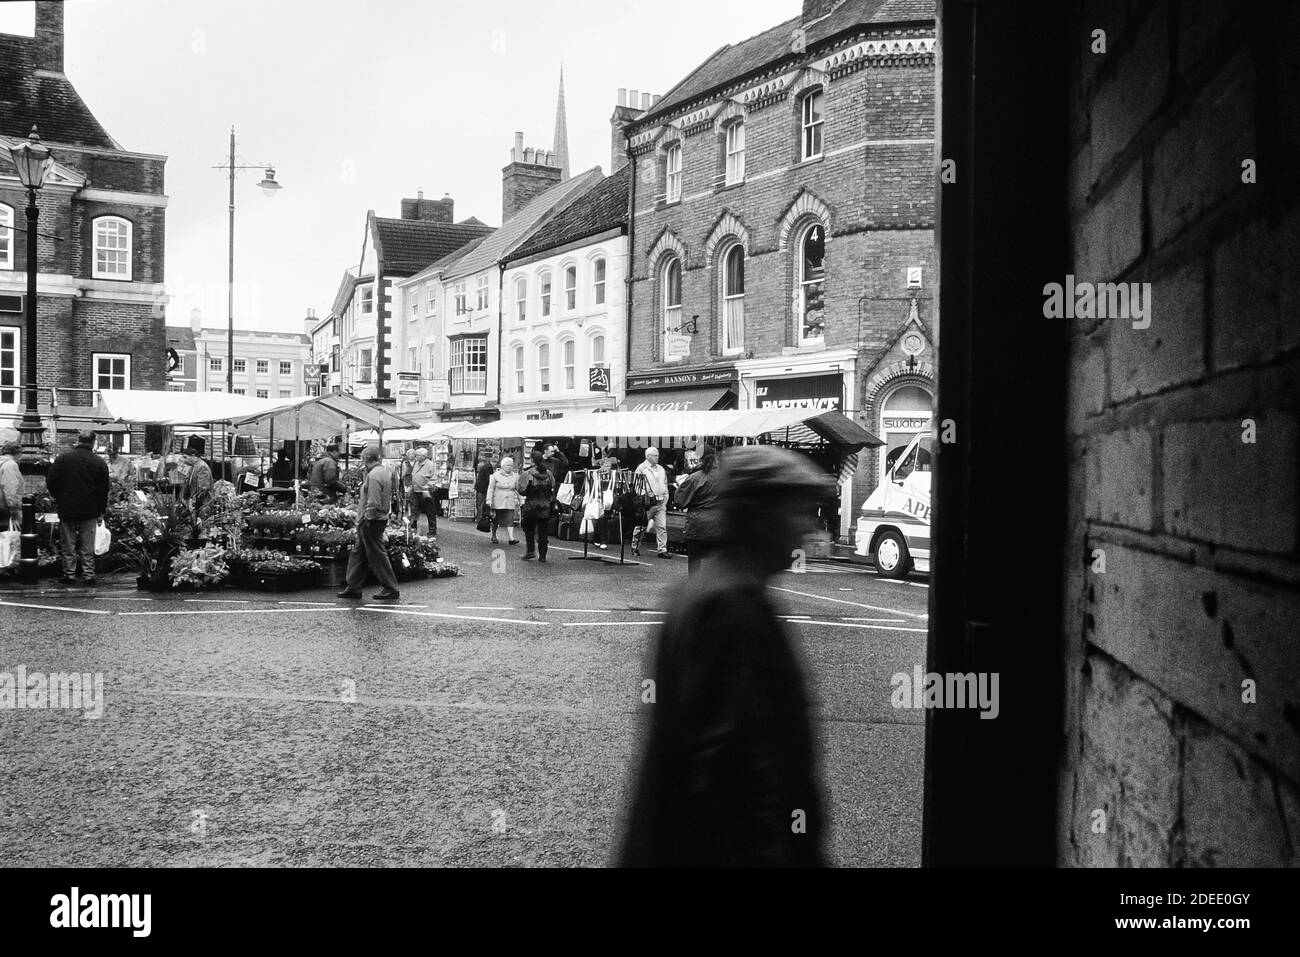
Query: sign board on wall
626 368 736 391
397 372 420 397
754 373 843 411
589 367 610 392
664 333 691 359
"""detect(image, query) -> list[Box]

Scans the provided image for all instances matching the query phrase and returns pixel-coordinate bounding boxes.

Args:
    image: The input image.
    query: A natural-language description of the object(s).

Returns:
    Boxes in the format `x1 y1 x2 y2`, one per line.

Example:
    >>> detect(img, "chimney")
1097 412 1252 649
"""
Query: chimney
610 86 653 172
400 193 455 222
502 134 563 222
35 1 65 73
305 308 318 337
189 308 203 335
802 0 845 25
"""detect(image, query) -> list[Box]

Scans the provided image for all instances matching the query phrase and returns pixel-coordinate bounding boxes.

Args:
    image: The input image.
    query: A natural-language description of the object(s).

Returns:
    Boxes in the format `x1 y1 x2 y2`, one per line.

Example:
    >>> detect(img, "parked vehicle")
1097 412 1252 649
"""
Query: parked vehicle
855 432 932 578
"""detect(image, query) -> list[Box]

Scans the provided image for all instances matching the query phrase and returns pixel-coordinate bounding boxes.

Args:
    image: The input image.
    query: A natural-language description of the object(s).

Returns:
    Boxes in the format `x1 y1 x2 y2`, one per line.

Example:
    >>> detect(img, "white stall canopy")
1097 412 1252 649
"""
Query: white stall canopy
228 393 418 437
95 390 271 426
347 420 474 445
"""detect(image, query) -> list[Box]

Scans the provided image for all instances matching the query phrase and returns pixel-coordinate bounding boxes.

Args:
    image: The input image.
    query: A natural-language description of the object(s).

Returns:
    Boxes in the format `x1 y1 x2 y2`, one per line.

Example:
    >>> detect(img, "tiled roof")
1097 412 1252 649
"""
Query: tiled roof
0 35 119 149
167 327 197 351
372 217 496 275
636 0 934 126
509 165 630 262
440 167 604 281
330 268 358 317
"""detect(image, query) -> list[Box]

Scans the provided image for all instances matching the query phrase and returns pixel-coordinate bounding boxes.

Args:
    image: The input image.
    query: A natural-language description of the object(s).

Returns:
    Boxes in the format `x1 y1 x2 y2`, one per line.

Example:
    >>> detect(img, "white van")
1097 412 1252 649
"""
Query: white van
854 432 932 578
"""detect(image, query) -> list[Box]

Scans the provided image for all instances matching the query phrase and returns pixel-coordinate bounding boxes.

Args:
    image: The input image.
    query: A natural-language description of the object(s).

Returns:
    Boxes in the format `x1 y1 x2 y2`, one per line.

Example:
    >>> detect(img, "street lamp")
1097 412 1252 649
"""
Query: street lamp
7 126 55 466
214 128 281 393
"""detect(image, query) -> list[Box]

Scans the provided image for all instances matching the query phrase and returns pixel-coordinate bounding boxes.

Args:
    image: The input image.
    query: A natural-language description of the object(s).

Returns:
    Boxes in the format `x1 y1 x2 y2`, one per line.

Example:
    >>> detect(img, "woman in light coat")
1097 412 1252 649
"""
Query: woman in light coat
485 456 521 545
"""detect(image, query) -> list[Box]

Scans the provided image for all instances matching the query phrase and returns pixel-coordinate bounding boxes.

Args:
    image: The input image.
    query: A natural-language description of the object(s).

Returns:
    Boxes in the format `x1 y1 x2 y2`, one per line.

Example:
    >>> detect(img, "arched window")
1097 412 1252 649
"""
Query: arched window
663 257 682 337
539 270 552 317
591 333 605 367
563 264 578 311
592 257 606 306
562 338 575 390
514 277 528 322
0 204 13 270
798 223 826 344
800 89 824 161
93 216 132 280
665 143 683 203
513 344 525 394
881 384 935 485
537 342 551 393
721 244 745 354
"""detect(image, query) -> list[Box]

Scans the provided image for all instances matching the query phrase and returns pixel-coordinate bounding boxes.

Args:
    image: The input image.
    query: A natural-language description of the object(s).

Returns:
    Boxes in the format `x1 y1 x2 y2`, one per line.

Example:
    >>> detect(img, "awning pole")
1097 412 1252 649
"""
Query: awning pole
294 408 301 508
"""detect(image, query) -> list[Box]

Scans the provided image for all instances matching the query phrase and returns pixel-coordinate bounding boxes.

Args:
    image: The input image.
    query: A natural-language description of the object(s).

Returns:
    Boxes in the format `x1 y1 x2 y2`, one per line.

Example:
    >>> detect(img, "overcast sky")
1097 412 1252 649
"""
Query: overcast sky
2 0 796 334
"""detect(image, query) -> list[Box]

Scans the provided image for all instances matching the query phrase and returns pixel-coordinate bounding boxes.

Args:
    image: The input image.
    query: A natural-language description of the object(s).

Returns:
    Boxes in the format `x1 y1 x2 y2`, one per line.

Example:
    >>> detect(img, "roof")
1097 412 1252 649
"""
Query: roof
508 165 630 262
371 217 496 275
399 235 491 287
167 328 197 351
440 167 604 281
636 0 934 126
0 33 119 149
330 268 359 316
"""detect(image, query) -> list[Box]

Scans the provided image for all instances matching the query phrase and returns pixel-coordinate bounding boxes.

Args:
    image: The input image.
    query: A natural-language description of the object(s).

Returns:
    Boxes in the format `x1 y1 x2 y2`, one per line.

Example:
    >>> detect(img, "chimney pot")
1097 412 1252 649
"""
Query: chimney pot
513 131 524 162
618 88 627 107
630 89 639 107
641 92 652 110
652 94 662 106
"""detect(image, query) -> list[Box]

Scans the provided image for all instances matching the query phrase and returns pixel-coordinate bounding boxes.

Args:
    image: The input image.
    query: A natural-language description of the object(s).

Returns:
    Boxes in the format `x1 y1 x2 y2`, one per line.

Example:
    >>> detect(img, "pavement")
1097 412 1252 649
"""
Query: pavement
0 519 929 867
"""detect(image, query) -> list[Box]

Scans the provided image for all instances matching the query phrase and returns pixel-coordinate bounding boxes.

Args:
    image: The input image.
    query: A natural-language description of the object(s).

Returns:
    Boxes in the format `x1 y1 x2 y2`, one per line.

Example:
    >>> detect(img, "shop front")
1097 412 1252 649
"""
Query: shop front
617 367 737 453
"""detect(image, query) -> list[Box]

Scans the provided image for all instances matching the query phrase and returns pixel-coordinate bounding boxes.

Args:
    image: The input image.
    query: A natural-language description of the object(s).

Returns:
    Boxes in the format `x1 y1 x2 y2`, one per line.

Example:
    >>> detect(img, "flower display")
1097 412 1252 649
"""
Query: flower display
169 544 230 589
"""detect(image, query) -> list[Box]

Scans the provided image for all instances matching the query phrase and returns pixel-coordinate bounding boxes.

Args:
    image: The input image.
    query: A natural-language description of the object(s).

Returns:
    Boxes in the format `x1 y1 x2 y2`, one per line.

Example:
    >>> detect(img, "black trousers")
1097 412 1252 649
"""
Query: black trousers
410 492 438 535
345 518 399 592
521 511 550 558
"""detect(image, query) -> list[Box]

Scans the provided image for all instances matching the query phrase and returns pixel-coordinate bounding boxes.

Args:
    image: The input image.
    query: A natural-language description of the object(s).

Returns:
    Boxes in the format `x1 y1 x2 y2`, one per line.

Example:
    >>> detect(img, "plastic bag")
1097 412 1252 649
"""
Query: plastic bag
94 520 112 556
556 472 575 507
0 520 18 569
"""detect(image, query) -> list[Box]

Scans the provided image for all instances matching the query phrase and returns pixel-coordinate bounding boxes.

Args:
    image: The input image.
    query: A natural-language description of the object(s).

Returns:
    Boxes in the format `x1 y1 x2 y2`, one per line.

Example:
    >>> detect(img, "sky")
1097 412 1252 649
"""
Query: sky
1 0 798 334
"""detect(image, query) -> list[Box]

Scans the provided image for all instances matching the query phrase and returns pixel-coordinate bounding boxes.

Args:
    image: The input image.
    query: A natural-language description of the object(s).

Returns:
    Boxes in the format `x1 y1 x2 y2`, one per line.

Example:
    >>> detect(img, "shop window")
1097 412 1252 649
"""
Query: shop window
881 384 935 484
1 327 19 407
449 336 487 394
798 223 827 344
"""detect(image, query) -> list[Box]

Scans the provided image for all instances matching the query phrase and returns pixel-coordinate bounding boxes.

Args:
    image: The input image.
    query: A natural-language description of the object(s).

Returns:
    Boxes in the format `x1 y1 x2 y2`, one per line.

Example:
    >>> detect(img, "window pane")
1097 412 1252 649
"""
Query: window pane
592 335 605 365
665 259 681 307
725 246 744 296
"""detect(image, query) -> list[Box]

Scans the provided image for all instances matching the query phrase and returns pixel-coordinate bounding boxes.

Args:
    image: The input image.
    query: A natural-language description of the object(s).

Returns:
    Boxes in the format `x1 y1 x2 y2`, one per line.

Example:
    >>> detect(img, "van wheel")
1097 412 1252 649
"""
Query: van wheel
874 530 912 579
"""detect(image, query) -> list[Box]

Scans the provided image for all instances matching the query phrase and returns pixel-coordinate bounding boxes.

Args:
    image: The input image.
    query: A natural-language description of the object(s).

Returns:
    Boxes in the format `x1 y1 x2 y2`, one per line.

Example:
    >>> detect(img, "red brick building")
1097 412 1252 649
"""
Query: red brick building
0 2 167 449
621 0 935 539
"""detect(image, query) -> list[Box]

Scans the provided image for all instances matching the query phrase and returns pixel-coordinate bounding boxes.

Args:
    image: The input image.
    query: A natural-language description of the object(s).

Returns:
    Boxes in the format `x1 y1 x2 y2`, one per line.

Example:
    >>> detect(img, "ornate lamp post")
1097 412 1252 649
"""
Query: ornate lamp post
7 126 55 467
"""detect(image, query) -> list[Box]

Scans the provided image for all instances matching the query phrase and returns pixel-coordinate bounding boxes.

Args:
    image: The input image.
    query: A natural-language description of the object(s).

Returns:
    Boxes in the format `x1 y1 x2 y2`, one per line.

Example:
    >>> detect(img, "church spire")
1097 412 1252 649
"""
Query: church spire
553 65 571 180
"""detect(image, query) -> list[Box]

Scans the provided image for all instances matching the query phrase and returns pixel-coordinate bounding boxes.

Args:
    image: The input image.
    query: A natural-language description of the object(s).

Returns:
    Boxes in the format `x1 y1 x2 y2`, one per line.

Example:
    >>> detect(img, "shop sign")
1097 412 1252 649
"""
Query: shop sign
589 367 610 392
626 368 736 391
525 410 565 421
754 373 842 411
665 333 691 359
882 416 931 430
397 372 420 397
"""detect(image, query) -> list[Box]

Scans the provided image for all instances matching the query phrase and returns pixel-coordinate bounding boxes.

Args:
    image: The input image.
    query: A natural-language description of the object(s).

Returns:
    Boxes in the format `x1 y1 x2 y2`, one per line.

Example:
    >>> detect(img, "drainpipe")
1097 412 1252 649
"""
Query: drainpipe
497 263 506 410
623 128 636 409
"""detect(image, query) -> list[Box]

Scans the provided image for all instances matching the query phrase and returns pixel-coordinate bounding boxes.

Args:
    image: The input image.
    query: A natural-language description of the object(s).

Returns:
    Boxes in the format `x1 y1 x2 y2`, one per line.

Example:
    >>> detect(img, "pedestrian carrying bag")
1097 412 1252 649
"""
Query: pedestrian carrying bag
476 504 492 533
556 472 575 507
0 518 18 569
94 520 112 556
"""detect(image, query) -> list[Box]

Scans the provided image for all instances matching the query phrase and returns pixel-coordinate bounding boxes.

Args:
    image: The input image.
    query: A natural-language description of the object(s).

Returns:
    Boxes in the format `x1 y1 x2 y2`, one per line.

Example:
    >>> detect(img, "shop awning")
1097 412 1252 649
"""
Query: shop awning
229 393 418 438
347 420 474 444
94 390 270 426
621 388 736 413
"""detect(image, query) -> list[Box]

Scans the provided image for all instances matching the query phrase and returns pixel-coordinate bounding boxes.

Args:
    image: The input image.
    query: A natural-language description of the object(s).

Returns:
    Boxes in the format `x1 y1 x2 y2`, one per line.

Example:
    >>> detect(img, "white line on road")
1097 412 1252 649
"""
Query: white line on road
545 608 611 613
780 615 812 619
96 597 156 602
840 617 907 623
0 599 112 615
358 607 542 626
277 600 337 606
118 608 355 617
561 621 655 627
183 598 250 604
768 585 928 620
787 619 928 633
457 605 515 611
638 611 666 615
545 544 651 565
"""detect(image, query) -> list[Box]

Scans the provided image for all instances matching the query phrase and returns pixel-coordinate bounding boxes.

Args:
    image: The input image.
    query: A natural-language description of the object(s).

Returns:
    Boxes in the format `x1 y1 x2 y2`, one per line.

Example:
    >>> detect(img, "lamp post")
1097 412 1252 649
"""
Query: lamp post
215 127 281 393
7 126 55 466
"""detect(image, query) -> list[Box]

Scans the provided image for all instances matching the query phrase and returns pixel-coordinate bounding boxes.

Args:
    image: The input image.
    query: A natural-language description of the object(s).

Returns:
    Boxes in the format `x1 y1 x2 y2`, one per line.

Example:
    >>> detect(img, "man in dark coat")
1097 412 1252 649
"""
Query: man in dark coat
45 430 111 585
308 444 346 502
617 445 835 867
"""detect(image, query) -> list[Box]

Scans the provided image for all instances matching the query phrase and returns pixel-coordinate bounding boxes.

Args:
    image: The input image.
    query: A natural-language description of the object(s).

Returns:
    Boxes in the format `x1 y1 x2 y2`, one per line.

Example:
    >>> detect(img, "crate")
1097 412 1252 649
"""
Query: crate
243 567 323 592
310 553 349 588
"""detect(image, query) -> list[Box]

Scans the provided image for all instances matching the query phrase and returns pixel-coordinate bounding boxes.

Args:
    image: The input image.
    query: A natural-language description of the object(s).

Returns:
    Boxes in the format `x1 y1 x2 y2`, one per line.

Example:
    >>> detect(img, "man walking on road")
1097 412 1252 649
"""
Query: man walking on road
618 445 834 867
409 447 438 536
635 446 672 558
337 445 401 602
45 430 110 585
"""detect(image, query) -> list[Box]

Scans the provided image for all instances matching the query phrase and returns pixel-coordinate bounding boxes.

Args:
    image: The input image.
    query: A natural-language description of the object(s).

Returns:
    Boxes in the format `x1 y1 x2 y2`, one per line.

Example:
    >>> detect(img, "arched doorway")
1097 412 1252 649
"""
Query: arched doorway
879 382 934 486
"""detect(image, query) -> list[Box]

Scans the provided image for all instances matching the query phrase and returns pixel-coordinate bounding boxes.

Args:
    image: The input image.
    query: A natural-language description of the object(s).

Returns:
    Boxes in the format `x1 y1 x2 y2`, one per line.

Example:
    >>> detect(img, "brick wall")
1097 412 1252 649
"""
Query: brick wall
1061 0 1299 866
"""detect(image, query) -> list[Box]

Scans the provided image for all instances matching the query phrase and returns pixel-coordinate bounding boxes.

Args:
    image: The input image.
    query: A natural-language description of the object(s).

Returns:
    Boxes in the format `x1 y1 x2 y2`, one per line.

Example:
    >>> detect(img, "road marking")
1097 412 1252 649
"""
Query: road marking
118 608 354 617
184 598 250 604
0 599 111 615
840 617 907 623
358 607 541 626
779 615 812 619
97 597 156 602
768 585 927 620
545 608 610 613
638 610 666 615
546 544 651 565
561 621 655 627
278 600 337 606
787 619 927 633
458 605 515 611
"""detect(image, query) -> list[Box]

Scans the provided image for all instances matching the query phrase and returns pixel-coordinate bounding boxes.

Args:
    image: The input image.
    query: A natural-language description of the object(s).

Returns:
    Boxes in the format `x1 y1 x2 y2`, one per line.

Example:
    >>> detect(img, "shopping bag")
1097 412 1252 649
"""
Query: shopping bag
556 473 575 507
94 520 112 556
475 505 492 533
0 520 19 569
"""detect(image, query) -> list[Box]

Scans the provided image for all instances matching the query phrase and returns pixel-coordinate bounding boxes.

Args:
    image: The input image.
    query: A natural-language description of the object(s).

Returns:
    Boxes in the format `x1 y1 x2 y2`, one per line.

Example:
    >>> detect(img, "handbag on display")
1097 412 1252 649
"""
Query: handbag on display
556 472 575 507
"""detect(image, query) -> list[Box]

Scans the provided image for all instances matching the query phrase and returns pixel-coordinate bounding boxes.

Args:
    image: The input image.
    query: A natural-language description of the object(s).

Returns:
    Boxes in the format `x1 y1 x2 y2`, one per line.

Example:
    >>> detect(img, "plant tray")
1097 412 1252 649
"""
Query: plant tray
243 567 323 592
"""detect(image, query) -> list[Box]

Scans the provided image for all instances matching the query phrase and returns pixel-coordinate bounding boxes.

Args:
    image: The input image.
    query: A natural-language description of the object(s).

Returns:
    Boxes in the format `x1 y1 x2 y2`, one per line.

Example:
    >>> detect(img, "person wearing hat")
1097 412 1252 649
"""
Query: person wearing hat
408 447 439 536
0 440 23 529
617 445 835 867
106 444 133 485
179 437 213 508
45 430 111 585
672 445 723 574
336 444 401 602
308 443 346 503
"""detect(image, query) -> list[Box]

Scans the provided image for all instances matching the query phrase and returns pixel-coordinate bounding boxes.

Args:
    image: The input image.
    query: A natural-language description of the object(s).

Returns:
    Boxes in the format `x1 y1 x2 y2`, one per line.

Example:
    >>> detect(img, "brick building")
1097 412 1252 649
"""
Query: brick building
0 2 167 447
621 0 936 539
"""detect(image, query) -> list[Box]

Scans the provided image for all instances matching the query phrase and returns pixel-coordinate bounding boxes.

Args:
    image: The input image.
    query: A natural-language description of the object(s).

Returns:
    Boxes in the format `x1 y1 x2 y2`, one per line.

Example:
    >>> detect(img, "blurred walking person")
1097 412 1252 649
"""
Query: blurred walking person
517 449 555 562
336 445 401 602
0 440 22 528
617 446 835 867
486 455 520 546
474 453 494 527
45 430 110 585
673 445 723 574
